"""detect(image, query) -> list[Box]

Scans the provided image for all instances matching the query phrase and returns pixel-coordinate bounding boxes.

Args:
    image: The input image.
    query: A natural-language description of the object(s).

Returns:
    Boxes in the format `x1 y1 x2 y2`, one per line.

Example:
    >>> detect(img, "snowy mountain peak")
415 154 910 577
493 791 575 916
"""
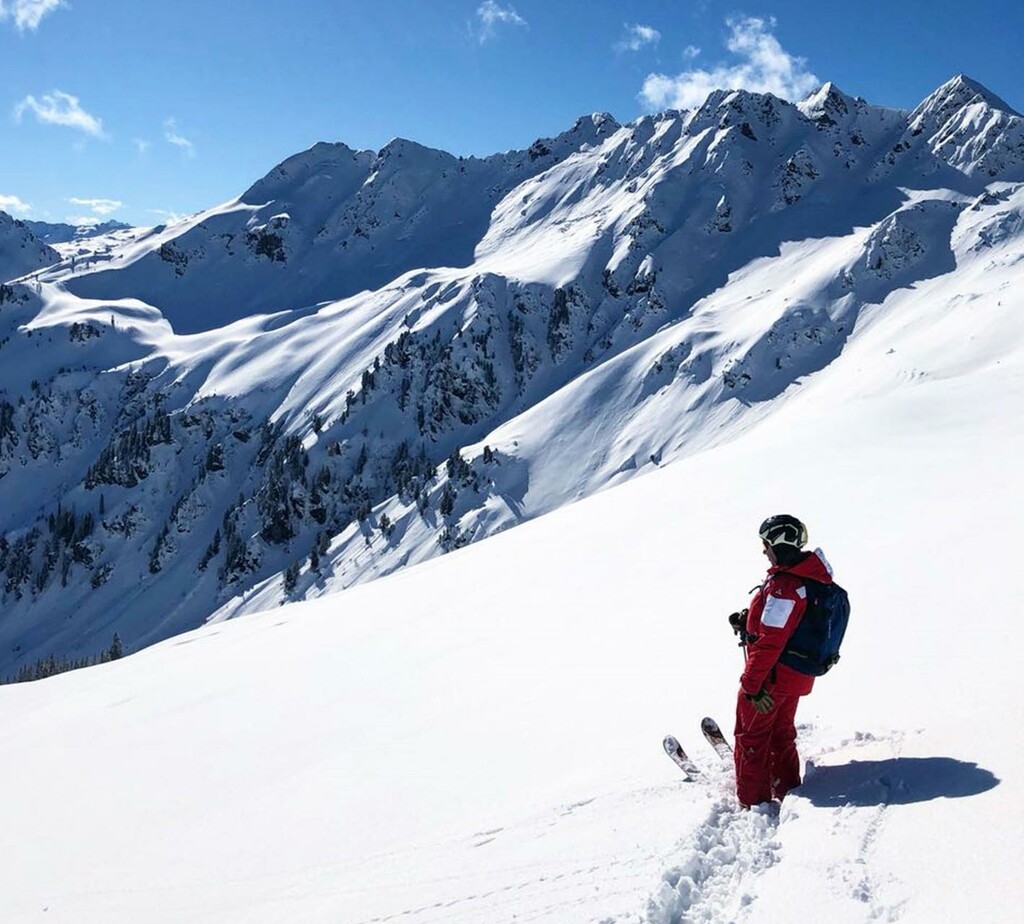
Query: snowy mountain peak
797 82 869 125
908 74 1019 137
3 77 1024 676
376 137 454 163
23 218 133 246
522 112 624 163
901 74 1024 179
573 111 621 138
683 87 802 142
241 141 373 204
0 210 60 282
917 73 1021 119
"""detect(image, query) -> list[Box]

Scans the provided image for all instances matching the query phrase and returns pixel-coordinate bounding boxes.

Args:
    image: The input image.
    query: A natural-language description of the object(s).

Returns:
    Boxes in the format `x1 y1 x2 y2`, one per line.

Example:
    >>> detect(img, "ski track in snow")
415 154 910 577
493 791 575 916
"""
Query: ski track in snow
348 852 664 924
801 730 909 923
341 728 915 924
641 799 781 924
628 727 912 924
335 786 689 924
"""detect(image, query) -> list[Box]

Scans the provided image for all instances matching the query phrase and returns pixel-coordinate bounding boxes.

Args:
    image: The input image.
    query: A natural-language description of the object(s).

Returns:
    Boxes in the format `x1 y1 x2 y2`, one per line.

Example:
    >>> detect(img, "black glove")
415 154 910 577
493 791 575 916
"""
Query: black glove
728 609 748 635
744 687 774 714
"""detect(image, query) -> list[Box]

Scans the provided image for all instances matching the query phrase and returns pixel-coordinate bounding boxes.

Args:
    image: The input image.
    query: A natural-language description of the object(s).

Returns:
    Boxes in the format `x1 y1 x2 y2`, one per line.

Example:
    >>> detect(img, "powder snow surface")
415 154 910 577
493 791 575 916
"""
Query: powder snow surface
0 290 1020 921
1 75 1022 922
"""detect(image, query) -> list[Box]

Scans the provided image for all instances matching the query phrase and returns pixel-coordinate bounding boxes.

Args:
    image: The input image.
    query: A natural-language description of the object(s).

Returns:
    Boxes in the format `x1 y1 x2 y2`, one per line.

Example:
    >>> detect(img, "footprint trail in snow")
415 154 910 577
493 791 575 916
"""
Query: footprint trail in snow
643 799 782 924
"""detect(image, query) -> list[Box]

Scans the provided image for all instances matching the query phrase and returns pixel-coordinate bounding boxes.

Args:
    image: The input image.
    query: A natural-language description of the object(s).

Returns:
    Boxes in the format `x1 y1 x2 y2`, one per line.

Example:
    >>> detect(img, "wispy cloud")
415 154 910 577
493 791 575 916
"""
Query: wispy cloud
163 118 195 157
133 138 151 155
683 44 701 60
615 23 661 53
68 197 122 217
474 1 526 43
0 0 64 31
640 16 819 111
0 193 32 215
14 90 108 139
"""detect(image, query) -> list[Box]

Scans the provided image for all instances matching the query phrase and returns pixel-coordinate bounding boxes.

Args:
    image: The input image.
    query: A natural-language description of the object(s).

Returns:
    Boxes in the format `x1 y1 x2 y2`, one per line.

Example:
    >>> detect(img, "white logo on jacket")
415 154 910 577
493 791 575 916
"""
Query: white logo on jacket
761 595 795 628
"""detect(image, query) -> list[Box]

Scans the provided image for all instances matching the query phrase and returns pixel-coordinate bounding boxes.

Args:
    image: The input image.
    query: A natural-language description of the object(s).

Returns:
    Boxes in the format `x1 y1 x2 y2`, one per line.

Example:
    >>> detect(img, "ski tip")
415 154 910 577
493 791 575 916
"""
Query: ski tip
700 717 719 733
663 735 679 754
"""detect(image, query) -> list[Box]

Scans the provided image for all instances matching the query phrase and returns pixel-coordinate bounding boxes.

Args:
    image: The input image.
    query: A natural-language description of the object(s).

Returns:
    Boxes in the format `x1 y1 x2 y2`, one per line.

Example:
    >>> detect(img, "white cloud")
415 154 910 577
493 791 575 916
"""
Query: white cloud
0 193 32 215
14 90 108 139
68 197 123 217
65 214 108 227
640 16 819 111
0 0 64 31
163 118 195 157
134 138 151 155
683 44 701 59
475 1 526 43
616 23 661 53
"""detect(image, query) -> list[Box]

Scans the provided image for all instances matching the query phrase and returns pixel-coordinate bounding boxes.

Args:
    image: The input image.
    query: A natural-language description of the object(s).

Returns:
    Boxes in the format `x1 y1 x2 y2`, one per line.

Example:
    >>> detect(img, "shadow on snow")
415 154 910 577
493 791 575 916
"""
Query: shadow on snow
799 757 1000 807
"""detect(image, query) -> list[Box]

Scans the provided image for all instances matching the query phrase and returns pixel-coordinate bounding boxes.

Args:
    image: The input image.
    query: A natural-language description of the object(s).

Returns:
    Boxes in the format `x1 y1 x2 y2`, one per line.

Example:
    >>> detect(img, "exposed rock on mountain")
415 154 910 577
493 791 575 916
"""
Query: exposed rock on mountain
0 211 60 283
1 76 1021 675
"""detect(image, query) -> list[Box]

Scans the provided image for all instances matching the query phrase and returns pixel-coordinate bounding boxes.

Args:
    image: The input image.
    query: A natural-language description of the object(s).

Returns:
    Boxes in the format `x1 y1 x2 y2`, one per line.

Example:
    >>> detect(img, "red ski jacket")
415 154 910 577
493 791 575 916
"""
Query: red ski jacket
740 549 835 697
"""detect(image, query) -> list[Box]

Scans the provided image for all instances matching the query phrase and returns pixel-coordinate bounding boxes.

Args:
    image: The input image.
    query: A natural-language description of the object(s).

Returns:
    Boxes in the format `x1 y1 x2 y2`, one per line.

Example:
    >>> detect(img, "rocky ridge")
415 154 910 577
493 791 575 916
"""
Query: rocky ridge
0 75 1021 674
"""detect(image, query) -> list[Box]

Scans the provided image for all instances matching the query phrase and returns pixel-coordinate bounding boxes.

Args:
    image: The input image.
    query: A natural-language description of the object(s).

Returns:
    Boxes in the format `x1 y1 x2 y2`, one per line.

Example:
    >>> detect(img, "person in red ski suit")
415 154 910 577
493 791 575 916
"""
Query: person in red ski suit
731 514 835 808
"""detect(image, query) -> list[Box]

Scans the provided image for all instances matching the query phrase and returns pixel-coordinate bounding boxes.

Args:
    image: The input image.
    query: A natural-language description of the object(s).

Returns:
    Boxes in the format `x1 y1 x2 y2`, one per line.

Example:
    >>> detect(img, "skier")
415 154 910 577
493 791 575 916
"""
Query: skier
729 514 835 808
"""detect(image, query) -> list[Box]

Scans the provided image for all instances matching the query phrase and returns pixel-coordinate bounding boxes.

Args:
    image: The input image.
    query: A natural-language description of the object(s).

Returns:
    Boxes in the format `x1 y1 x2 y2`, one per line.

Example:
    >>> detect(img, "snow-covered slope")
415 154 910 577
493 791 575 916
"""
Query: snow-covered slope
62 119 619 333
0 283 1019 922
23 218 133 245
1 75 1022 677
902 74 1024 178
0 210 59 283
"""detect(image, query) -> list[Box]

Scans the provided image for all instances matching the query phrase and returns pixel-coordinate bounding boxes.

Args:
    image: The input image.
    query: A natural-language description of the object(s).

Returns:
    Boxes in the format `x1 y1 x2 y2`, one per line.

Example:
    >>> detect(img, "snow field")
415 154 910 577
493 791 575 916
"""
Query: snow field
1 332 1021 922
0 75 1022 923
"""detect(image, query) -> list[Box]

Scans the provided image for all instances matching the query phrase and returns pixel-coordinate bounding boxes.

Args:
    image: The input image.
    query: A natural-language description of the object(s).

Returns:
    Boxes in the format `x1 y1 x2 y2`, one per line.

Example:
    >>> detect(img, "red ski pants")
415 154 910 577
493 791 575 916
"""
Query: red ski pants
734 688 804 807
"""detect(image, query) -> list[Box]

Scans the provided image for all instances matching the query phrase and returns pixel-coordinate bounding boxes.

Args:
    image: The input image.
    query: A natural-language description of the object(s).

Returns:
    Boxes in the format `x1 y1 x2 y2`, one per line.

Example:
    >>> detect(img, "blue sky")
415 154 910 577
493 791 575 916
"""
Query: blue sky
1 0 1021 227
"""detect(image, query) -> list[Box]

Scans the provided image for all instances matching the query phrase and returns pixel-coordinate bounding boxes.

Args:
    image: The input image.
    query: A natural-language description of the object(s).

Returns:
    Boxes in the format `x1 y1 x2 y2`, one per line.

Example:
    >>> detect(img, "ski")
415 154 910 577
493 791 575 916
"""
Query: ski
662 735 701 780
701 717 733 762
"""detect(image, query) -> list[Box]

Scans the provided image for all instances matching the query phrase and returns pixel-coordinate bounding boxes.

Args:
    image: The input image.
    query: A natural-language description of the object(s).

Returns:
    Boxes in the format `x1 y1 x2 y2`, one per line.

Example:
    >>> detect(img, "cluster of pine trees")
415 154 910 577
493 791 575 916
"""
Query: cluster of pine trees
2 633 124 685
85 407 173 488
0 279 592 670
1 503 103 599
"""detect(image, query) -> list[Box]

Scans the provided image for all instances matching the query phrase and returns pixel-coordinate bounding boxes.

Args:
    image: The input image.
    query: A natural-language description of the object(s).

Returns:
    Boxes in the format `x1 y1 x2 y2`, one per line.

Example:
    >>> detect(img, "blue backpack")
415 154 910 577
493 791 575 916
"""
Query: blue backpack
779 580 851 676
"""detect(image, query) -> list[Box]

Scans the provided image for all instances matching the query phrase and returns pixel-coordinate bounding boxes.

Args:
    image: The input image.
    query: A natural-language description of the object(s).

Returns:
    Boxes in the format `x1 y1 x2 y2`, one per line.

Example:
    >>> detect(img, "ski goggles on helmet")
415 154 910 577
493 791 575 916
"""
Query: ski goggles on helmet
758 514 808 549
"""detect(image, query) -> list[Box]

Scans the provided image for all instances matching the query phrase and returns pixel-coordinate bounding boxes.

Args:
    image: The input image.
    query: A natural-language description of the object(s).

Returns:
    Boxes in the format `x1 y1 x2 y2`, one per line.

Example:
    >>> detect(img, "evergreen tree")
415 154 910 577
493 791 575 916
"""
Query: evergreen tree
439 484 456 517
107 633 123 660
283 561 300 594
